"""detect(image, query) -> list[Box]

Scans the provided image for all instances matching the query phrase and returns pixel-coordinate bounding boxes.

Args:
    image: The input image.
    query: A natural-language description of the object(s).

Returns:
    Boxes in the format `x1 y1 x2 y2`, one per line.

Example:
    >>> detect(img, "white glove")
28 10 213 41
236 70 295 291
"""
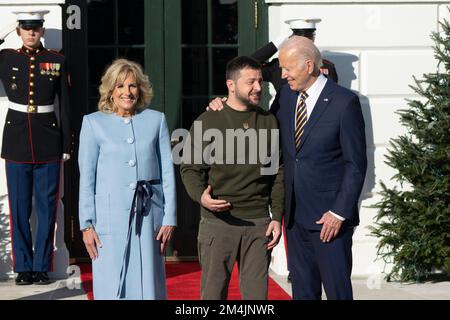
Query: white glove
272 34 288 50
0 20 18 41
62 153 71 162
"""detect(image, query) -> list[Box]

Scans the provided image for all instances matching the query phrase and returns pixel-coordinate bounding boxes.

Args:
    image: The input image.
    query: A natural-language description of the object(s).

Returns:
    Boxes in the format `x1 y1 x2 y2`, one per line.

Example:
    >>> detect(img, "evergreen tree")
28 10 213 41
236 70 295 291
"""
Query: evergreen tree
370 15 450 282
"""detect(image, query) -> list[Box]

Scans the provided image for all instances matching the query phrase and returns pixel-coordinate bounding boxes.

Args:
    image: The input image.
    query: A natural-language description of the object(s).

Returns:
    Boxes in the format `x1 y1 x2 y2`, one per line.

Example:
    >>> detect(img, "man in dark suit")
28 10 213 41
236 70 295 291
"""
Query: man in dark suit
251 18 338 284
270 36 366 300
251 18 338 92
0 11 71 285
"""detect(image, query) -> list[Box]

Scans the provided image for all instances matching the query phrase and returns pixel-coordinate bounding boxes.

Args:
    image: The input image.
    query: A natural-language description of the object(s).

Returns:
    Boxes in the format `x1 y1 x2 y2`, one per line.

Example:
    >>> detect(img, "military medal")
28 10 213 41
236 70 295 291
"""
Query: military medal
40 63 46 75
46 63 51 75
243 122 249 129
55 63 61 76
51 63 56 76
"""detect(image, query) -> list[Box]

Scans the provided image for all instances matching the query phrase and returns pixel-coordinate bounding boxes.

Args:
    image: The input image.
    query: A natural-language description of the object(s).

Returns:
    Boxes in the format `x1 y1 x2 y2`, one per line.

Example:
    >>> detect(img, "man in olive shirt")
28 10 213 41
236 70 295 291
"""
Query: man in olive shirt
180 56 284 300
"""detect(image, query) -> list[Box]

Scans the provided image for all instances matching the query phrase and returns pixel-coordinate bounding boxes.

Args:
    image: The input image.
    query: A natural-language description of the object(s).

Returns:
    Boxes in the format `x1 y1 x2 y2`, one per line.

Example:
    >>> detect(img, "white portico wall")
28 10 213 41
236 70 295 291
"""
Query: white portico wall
0 0 68 280
266 0 450 277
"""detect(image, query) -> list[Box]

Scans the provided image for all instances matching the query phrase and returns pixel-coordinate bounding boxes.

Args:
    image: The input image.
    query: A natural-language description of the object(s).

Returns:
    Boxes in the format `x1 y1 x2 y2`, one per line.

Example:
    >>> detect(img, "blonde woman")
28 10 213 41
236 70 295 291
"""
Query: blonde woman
78 59 176 299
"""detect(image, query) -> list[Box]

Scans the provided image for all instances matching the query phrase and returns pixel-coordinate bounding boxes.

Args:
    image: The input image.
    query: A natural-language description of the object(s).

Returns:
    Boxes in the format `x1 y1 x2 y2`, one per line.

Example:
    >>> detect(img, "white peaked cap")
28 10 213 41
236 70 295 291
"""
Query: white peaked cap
285 18 322 30
12 10 50 21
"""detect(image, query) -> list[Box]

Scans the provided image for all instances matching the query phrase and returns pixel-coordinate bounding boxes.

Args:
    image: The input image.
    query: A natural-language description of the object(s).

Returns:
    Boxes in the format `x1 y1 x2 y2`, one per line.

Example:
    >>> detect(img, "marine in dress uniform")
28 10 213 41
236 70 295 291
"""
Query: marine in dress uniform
251 18 338 92
0 11 71 285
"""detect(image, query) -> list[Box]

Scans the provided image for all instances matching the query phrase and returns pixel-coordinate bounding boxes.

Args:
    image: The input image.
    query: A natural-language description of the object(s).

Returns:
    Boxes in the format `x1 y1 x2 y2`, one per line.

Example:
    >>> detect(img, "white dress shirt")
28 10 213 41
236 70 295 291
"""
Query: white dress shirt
295 74 345 222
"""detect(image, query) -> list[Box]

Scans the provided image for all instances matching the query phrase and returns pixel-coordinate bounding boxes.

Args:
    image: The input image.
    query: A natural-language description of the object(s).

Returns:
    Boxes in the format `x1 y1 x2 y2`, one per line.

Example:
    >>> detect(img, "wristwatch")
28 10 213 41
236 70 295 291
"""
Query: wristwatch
81 224 93 232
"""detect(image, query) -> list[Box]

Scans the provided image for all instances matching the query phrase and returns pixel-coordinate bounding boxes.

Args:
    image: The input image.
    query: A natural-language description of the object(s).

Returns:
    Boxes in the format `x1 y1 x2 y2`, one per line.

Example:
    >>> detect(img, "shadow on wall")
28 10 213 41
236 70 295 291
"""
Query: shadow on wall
323 51 376 203
42 28 62 51
359 95 376 203
323 51 359 90
0 198 13 280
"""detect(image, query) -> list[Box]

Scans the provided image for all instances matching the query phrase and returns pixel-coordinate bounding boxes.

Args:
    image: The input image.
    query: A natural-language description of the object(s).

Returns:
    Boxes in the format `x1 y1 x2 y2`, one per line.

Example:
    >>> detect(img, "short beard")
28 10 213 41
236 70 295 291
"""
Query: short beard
235 90 259 108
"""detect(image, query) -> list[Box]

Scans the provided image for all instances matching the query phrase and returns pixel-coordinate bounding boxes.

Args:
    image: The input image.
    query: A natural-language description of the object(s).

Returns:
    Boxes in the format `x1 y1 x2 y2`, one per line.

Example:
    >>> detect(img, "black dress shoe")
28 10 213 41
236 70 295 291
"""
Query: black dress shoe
15 272 33 285
33 272 51 285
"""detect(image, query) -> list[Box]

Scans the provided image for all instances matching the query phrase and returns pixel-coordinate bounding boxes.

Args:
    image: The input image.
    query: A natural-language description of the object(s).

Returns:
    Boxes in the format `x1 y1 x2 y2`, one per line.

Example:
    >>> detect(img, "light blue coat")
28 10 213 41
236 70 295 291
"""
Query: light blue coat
78 109 176 300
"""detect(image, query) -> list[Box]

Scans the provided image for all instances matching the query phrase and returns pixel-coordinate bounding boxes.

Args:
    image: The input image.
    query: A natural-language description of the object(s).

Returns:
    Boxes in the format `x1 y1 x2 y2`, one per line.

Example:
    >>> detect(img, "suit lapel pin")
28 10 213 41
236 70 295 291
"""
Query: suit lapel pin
323 98 329 102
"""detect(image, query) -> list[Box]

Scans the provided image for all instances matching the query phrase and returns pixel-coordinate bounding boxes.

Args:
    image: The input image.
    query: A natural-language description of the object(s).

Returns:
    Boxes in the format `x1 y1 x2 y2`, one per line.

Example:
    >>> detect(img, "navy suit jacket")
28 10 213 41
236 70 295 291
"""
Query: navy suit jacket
271 79 367 230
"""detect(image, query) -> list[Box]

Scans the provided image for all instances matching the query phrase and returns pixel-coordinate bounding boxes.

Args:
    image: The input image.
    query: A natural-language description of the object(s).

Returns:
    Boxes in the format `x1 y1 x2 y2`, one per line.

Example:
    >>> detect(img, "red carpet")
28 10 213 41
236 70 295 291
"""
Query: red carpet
78 262 291 300
79 263 94 300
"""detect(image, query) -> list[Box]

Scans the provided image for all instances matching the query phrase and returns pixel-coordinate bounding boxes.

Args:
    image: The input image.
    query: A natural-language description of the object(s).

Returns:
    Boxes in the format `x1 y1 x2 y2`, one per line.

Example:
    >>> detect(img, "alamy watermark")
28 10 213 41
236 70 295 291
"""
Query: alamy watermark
366 266 383 290
66 265 82 290
66 5 81 30
171 121 280 176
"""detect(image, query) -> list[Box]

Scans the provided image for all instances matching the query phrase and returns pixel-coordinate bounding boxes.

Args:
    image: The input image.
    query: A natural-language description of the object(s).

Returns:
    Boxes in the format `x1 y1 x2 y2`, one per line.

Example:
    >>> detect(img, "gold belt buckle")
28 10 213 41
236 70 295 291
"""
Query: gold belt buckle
27 105 37 113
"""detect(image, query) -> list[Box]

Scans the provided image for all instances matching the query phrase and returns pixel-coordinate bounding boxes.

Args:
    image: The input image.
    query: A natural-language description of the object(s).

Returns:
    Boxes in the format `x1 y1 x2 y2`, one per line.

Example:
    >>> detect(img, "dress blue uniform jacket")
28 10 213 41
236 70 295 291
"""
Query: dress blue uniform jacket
0 42 70 162
0 40 70 273
271 80 367 230
78 109 176 299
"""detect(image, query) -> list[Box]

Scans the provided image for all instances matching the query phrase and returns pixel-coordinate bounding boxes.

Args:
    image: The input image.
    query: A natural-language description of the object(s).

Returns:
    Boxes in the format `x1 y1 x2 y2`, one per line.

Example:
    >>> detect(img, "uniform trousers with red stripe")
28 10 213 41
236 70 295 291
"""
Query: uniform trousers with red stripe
5 161 60 272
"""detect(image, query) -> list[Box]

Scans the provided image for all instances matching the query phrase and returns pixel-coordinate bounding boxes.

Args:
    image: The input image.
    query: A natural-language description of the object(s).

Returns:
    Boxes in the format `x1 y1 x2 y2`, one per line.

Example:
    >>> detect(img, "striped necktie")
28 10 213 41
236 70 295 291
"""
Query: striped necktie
294 92 308 149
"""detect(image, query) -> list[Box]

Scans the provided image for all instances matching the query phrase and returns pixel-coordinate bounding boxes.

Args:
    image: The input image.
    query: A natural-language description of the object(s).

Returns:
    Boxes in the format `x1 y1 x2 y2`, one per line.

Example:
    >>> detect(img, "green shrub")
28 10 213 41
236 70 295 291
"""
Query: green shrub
370 15 450 282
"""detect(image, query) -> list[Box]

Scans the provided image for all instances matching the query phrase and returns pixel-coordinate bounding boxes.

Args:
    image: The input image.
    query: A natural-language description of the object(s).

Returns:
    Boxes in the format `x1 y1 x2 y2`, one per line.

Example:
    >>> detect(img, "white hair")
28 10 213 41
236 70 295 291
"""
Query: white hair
280 36 322 71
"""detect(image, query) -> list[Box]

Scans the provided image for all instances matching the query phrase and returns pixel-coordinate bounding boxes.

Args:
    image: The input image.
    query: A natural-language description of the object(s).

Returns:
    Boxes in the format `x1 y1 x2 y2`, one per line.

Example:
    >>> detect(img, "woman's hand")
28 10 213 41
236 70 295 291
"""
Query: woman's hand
156 226 175 255
82 227 102 260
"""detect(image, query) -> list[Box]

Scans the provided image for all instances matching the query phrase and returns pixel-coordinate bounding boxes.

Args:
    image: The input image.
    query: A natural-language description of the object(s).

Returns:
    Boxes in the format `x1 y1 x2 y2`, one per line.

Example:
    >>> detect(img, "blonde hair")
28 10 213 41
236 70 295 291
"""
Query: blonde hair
98 59 153 113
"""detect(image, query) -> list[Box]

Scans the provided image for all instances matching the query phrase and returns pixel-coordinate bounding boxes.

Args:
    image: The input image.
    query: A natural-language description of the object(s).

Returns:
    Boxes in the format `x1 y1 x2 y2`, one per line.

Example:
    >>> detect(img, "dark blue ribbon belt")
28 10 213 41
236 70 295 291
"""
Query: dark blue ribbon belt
117 179 160 298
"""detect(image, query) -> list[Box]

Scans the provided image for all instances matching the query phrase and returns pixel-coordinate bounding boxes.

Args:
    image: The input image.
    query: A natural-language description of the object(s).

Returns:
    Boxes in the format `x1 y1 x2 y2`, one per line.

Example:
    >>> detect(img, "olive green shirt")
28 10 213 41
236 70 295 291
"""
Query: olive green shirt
180 103 284 222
